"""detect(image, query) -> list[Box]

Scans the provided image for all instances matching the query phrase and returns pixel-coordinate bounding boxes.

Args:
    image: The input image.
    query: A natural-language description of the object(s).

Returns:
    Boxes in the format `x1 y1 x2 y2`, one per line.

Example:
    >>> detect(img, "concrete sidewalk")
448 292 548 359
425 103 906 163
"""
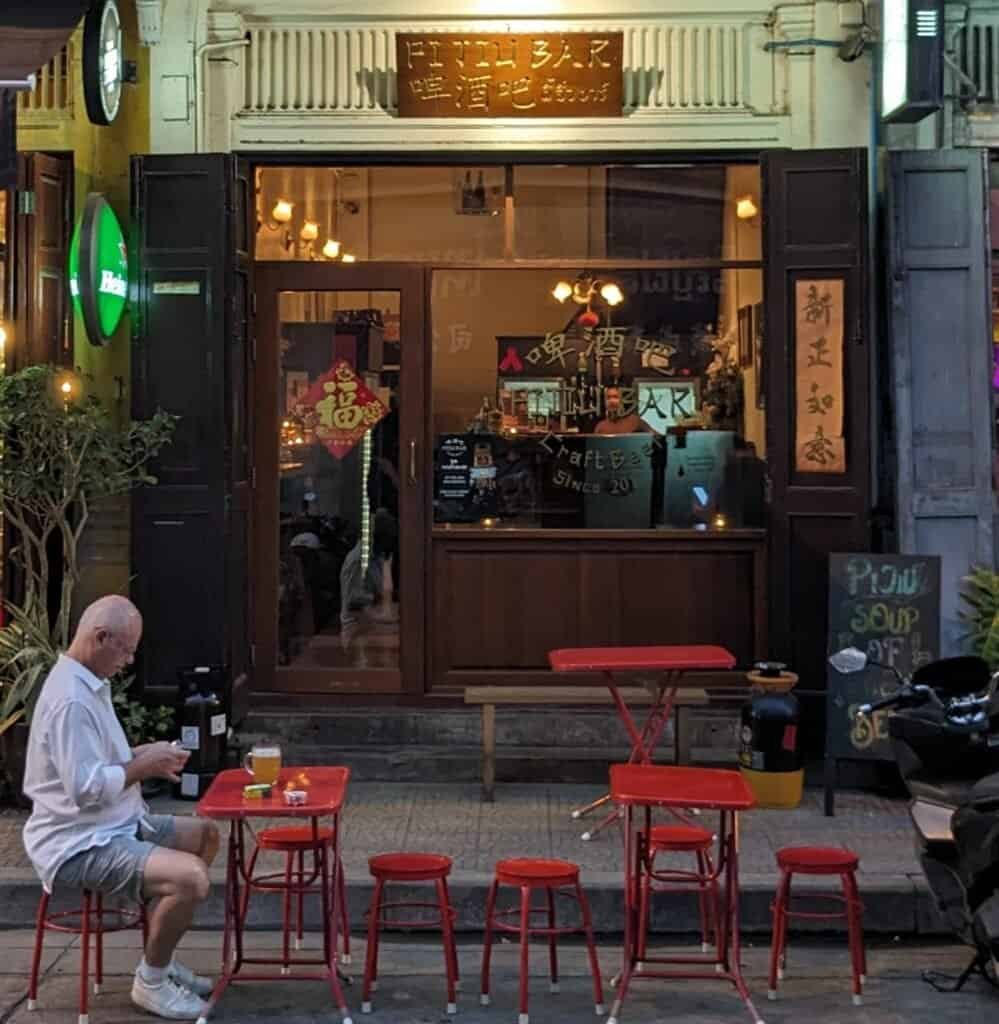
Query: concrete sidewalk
0 782 941 936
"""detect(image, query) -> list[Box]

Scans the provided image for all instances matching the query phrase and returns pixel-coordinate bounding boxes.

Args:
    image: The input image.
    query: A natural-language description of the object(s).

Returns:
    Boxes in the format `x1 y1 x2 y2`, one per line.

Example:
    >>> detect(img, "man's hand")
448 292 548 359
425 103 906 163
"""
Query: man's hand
124 742 190 788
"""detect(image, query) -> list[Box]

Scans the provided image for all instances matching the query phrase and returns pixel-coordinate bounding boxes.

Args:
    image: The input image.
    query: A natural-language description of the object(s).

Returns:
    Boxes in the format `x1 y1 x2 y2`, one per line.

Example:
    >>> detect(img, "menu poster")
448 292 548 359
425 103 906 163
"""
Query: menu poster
434 434 499 523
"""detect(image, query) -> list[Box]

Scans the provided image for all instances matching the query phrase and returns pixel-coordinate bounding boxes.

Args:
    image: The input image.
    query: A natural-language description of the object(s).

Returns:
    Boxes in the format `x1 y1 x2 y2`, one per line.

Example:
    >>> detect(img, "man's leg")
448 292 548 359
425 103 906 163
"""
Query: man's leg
141 847 211 968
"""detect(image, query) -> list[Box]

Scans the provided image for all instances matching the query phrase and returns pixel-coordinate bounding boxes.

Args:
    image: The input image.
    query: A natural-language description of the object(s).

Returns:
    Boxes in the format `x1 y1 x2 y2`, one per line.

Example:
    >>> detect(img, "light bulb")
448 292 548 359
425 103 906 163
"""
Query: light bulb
271 198 294 224
60 380 73 396
736 196 758 221
300 220 319 242
552 281 573 303
600 282 624 307
341 253 356 263
322 239 341 260
0 324 6 348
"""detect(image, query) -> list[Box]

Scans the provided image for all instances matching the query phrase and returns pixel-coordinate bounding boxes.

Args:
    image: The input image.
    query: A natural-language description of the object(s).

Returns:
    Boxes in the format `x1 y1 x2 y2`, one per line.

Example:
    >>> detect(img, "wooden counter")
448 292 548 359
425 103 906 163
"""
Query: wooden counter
429 527 766 692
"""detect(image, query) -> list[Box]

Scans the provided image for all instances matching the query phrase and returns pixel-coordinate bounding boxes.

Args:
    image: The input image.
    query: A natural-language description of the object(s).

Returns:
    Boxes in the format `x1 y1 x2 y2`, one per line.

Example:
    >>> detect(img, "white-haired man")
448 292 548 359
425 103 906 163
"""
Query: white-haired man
23 595 220 1020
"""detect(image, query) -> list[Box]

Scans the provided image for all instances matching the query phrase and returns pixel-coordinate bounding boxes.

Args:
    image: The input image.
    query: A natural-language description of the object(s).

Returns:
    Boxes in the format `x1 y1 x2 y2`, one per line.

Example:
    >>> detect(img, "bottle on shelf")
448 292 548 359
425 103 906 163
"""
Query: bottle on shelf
473 171 486 212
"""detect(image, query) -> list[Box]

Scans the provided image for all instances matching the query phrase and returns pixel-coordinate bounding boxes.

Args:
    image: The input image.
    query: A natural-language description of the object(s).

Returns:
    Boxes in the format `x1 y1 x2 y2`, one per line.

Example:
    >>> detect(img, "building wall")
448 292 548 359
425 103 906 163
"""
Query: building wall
148 1 873 156
16 1 151 610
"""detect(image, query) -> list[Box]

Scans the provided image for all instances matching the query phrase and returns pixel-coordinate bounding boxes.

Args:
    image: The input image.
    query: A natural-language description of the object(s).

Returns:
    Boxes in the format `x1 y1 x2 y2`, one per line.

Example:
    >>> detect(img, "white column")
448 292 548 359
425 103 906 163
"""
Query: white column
774 3 818 149
200 11 247 153
148 0 200 153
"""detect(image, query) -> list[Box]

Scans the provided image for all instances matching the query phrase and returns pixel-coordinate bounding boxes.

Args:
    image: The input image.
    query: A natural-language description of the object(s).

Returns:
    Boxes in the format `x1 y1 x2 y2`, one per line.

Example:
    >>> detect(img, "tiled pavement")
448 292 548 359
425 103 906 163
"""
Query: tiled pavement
0 783 936 934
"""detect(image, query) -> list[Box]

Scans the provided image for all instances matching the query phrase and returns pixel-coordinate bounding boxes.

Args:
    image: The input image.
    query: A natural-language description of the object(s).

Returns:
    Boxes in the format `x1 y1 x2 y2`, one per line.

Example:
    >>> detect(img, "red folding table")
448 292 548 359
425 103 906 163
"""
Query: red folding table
548 645 737 839
608 763 763 1024
196 766 353 1024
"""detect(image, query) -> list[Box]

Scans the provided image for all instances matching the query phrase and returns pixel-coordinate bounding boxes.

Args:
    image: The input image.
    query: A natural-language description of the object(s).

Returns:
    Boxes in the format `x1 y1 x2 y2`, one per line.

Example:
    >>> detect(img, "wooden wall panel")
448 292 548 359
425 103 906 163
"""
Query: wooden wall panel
431 533 765 687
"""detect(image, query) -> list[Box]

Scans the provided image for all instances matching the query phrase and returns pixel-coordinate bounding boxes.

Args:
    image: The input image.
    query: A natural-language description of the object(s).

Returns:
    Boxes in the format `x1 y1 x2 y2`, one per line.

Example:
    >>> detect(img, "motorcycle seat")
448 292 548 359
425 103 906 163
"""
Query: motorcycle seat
905 775 976 809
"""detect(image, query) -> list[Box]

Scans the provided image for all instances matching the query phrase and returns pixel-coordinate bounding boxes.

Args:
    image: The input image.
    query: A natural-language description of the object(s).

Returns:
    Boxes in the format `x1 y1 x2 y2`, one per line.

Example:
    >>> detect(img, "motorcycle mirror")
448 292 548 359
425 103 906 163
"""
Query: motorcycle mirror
829 647 868 674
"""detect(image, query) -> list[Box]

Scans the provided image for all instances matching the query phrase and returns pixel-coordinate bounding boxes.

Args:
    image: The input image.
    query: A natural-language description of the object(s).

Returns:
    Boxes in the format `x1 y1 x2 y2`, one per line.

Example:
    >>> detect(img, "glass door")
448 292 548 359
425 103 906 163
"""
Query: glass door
253 263 426 694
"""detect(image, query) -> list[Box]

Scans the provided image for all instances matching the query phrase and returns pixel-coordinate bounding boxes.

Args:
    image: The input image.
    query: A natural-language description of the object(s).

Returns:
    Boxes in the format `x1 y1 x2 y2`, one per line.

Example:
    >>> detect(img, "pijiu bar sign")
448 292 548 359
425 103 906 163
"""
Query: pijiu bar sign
397 33 623 118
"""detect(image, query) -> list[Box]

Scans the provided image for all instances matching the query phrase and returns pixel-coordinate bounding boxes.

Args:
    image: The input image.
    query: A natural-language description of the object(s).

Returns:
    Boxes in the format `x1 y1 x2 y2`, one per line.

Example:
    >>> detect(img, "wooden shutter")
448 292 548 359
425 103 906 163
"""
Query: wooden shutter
888 149 994 653
762 149 872 736
130 154 253 723
14 152 71 368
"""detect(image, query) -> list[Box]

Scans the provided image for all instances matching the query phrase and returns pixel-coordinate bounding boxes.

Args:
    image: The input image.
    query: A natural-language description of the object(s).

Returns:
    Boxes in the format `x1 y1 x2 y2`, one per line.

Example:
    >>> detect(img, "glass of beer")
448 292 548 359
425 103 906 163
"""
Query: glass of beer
243 743 282 785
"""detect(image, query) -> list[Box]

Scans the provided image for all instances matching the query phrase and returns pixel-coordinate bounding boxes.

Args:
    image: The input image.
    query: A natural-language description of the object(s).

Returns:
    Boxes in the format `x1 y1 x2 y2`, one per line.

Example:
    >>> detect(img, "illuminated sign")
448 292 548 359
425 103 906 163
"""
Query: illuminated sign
68 194 128 347
882 0 943 123
83 0 123 125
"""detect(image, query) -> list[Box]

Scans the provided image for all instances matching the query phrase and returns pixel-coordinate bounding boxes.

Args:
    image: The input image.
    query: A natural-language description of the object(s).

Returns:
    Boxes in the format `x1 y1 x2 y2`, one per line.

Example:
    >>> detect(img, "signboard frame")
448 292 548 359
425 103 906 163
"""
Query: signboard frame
396 32 624 119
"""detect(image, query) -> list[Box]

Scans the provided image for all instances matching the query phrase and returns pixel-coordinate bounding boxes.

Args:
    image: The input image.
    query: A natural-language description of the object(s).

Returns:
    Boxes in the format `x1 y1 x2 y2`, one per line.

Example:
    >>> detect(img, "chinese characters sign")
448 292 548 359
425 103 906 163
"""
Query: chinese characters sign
794 280 846 474
298 360 388 459
397 33 623 118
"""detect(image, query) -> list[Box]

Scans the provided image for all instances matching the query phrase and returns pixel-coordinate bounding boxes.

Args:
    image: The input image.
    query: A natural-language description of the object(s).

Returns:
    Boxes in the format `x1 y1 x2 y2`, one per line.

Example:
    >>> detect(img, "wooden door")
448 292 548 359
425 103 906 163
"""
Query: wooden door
253 262 427 696
130 154 253 722
762 149 871 741
888 149 994 653
15 151 71 369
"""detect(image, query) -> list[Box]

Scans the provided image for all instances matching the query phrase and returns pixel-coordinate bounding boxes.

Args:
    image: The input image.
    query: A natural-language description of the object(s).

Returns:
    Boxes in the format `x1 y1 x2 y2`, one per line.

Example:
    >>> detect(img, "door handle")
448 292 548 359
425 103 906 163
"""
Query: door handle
409 439 417 485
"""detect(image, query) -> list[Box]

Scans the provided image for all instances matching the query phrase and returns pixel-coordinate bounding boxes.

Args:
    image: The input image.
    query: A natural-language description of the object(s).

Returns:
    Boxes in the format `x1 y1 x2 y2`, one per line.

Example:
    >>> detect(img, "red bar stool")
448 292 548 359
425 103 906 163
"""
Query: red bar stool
241 825 351 973
637 823 720 961
362 852 458 1015
480 858 605 1024
27 888 148 1024
767 846 866 1006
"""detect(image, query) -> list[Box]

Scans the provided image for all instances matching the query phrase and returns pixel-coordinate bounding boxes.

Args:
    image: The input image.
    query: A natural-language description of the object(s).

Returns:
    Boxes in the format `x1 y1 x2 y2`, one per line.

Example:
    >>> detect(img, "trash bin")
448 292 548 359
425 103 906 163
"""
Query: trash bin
173 666 227 801
738 662 803 809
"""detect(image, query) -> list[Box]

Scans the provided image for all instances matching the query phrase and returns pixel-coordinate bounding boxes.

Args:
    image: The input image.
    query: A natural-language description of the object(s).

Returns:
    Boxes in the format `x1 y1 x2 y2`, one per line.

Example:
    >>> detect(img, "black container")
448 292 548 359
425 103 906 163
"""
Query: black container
738 691 802 775
173 666 227 801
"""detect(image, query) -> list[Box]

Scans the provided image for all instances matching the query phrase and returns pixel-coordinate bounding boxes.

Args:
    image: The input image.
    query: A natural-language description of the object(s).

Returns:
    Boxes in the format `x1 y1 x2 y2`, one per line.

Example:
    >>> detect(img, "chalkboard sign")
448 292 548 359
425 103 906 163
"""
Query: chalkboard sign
824 552 941 814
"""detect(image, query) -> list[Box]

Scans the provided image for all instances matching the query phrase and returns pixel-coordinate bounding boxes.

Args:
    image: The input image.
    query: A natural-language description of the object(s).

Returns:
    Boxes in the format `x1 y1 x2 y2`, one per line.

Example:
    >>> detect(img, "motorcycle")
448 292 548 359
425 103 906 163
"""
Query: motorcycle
829 647 999 992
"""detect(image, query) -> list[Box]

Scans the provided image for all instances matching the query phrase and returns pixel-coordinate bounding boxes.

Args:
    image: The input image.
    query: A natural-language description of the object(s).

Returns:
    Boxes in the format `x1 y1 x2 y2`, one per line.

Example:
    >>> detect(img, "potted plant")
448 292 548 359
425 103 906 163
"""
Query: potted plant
959 565 999 670
0 365 175 802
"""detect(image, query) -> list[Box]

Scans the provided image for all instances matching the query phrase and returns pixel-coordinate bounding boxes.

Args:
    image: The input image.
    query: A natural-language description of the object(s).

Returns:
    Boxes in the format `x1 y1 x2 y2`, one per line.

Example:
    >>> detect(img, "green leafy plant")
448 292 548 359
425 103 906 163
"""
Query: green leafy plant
959 565 999 670
0 365 175 737
110 675 174 748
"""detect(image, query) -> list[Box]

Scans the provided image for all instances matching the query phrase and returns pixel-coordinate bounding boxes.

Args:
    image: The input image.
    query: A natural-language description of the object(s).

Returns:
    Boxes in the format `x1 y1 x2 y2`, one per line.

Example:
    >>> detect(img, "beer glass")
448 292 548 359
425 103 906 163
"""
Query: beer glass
243 743 282 785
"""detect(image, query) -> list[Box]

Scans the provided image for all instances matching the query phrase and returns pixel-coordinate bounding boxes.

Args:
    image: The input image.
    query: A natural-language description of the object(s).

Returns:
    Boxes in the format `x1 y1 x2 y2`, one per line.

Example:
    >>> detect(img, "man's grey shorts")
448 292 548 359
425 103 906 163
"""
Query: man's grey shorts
54 815 180 904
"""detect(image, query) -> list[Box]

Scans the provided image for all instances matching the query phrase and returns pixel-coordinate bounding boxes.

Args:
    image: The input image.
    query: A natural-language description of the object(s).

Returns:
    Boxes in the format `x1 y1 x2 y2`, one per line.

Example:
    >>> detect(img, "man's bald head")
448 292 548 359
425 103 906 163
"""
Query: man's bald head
68 596 142 679
75 595 141 641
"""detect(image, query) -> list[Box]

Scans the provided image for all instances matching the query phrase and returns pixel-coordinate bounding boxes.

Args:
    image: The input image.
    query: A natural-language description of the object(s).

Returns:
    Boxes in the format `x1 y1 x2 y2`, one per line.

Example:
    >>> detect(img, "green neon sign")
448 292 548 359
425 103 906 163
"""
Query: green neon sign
68 193 128 346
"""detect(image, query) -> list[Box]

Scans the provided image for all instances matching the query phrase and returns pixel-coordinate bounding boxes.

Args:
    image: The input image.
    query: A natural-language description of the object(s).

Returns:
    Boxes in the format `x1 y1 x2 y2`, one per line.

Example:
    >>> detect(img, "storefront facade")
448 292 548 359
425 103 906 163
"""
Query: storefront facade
130 0 882 728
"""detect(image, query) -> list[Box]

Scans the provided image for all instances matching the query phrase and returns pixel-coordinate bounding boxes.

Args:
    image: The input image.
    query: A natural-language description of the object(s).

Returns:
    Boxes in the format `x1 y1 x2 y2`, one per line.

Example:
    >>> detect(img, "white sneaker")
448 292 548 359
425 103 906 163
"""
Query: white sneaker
169 959 214 997
131 975 209 1020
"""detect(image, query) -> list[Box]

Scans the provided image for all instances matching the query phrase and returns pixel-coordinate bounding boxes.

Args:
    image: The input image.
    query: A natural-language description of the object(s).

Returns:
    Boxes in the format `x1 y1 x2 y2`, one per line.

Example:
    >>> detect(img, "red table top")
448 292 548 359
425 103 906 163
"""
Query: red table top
610 764 756 811
196 766 350 820
549 645 736 674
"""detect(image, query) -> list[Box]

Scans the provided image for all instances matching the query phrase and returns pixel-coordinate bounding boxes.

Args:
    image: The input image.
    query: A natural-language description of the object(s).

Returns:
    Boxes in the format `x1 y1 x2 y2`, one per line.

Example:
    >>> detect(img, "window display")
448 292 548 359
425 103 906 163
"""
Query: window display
433 267 766 531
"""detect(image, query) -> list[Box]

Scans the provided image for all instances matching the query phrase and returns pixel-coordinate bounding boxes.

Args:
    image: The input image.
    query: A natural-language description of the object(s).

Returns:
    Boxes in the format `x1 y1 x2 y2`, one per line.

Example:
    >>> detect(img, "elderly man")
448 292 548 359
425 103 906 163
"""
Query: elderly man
22 596 220 1021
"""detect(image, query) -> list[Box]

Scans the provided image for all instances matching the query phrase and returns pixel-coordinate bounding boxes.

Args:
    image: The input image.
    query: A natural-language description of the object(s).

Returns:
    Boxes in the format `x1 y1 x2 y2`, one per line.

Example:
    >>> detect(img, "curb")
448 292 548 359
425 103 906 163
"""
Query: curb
0 871 947 937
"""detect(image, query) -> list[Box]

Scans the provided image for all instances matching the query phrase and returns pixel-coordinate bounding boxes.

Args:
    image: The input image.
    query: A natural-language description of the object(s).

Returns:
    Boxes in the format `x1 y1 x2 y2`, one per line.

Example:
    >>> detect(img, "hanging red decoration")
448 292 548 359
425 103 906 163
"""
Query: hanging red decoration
577 309 600 328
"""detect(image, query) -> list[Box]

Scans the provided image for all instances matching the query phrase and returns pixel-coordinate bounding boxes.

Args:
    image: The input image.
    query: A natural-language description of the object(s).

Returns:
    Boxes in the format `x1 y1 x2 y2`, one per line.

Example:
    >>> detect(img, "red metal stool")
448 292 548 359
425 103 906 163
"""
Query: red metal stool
240 825 351 974
637 823 720 961
27 889 148 1024
768 846 866 1006
480 858 605 1024
362 852 458 1015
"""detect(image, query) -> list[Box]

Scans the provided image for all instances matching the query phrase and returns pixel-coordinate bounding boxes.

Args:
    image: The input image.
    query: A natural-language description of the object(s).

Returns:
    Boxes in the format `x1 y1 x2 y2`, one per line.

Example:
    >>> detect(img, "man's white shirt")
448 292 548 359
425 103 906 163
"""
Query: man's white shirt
22 655 147 891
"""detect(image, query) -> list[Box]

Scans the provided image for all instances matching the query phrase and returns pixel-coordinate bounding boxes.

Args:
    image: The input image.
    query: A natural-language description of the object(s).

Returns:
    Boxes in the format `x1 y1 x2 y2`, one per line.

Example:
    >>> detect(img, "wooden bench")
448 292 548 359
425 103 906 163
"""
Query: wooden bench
464 685 711 802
